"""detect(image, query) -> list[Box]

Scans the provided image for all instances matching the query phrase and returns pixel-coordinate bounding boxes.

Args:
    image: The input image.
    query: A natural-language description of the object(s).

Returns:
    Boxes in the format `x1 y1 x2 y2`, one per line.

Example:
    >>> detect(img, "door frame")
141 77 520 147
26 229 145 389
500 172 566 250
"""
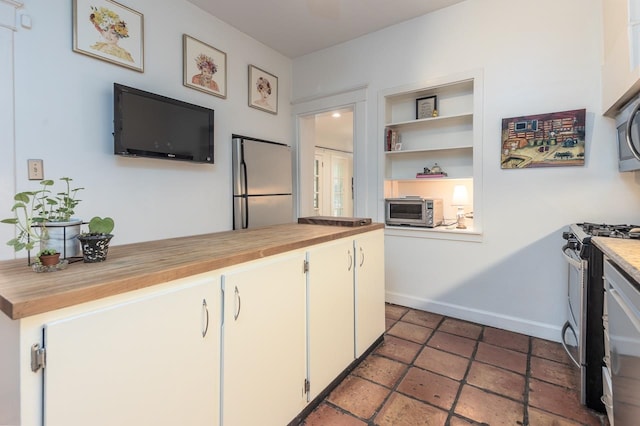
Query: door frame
292 85 368 219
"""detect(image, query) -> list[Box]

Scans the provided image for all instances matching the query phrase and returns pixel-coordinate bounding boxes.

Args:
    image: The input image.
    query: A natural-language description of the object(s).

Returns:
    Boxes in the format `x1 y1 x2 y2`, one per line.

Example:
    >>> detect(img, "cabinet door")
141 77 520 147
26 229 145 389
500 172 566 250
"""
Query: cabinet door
307 238 355 401
221 252 306 426
602 0 640 114
354 230 386 357
43 274 220 426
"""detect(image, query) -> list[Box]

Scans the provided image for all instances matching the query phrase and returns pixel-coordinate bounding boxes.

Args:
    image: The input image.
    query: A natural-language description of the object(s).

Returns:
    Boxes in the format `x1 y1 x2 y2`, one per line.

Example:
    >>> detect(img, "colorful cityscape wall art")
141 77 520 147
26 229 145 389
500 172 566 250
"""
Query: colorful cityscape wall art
501 109 586 169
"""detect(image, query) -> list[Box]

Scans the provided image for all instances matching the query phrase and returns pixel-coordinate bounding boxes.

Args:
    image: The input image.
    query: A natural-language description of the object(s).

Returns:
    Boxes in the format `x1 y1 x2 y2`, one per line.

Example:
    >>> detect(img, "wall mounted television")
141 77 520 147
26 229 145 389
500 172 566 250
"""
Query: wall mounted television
113 83 214 164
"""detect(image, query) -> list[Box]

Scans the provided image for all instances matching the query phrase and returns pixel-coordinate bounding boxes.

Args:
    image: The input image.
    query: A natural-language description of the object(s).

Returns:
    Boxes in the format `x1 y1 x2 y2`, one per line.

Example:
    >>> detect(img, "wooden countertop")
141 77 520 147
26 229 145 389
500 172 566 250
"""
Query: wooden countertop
0 222 384 320
593 237 640 282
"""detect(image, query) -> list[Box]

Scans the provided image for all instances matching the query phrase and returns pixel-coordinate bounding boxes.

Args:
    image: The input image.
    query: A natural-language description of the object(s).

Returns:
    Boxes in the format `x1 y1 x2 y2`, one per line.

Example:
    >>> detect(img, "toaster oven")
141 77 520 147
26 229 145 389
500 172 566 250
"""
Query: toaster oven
385 197 443 227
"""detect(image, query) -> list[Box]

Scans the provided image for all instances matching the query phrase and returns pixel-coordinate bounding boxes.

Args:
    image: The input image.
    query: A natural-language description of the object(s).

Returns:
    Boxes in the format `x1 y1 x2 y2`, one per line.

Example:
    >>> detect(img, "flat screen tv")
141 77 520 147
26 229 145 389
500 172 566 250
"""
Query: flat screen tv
113 83 214 163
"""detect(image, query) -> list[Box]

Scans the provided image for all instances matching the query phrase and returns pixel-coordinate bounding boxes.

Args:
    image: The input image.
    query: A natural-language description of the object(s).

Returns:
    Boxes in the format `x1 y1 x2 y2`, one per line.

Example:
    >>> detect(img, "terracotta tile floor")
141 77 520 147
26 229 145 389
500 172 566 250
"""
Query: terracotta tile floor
300 303 609 426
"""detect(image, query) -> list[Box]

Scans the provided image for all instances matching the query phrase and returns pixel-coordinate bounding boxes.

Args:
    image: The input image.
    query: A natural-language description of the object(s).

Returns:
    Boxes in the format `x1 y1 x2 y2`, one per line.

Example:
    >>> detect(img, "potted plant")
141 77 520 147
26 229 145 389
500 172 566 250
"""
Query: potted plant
36 248 60 267
77 216 115 263
2 178 84 260
39 177 84 258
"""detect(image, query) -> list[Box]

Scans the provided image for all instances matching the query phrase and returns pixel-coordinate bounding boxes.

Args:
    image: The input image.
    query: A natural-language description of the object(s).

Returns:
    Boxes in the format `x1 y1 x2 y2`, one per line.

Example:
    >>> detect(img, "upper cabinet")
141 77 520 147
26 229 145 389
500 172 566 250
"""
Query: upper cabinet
379 69 483 238
602 0 640 116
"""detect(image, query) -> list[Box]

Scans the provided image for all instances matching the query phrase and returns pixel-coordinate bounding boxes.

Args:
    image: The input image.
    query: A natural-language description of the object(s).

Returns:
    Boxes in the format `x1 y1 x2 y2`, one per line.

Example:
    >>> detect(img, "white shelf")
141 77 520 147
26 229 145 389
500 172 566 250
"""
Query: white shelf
386 176 473 182
384 221 482 243
385 112 472 128
385 146 473 155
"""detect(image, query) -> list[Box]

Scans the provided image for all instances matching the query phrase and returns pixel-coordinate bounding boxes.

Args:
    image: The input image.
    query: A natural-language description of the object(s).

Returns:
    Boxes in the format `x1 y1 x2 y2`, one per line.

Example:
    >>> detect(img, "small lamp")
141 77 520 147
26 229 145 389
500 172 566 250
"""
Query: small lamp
451 185 469 229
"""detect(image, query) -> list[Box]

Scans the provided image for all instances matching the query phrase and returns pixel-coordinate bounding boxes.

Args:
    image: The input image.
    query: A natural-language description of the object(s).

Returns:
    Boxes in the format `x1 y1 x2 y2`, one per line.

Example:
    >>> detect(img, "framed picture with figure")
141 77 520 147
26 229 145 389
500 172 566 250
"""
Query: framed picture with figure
248 65 278 114
183 34 227 98
73 0 144 72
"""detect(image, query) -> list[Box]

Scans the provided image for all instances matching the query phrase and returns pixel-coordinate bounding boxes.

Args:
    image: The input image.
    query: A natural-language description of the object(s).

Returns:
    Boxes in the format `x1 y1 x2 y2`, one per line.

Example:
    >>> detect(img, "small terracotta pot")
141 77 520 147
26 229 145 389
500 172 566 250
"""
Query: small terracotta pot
39 253 60 267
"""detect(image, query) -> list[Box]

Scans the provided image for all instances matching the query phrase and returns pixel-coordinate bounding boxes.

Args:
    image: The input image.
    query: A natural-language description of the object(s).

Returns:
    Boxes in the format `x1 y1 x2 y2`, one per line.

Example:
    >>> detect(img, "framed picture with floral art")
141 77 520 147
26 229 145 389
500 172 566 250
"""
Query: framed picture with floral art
73 0 144 72
183 34 227 99
248 65 278 114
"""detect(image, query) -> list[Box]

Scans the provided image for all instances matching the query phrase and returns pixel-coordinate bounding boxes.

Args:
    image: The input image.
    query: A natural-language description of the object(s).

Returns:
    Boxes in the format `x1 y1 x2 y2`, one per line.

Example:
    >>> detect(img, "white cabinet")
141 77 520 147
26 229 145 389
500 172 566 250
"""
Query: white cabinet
379 70 483 235
42 274 220 426
221 251 307 426
306 238 355 401
354 229 386 357
603 0 640 116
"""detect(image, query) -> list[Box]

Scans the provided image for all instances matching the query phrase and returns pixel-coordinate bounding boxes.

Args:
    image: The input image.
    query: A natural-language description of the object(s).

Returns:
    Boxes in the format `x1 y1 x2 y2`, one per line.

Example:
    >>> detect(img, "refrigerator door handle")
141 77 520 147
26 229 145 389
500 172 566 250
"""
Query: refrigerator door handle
241 160 249 229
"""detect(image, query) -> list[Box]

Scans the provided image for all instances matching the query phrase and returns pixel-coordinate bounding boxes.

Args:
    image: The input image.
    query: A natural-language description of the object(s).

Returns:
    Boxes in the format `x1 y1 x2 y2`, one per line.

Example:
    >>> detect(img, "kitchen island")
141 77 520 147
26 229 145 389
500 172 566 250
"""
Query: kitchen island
0 222 383 320
0 222 385 426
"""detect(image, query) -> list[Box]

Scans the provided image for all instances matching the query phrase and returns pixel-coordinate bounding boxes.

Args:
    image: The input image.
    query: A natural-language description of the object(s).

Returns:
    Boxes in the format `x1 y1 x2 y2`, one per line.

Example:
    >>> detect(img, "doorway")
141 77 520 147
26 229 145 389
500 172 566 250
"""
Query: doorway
300 108 354 217
292 85 368 220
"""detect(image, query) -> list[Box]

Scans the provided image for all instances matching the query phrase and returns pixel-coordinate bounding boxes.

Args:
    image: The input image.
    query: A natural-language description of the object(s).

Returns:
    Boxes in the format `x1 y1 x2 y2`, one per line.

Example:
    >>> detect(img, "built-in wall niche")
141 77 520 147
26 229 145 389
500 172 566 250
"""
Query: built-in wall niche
384 178 473 223
379 69 483 237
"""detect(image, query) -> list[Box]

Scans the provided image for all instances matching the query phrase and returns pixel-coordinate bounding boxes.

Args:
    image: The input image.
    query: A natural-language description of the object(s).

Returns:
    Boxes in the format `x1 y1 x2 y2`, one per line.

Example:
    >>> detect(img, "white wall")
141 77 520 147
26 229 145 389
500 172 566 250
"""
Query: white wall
0 0 292 261
293 0 640 340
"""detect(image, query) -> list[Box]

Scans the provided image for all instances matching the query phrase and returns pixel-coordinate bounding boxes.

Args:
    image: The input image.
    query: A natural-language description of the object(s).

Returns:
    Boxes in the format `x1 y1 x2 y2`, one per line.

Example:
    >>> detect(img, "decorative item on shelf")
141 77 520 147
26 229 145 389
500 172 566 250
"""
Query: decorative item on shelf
416 95 437 119
1 177 84 263
416 163 448 178
432 109 439 117
451 185 469 229
77 216 115 263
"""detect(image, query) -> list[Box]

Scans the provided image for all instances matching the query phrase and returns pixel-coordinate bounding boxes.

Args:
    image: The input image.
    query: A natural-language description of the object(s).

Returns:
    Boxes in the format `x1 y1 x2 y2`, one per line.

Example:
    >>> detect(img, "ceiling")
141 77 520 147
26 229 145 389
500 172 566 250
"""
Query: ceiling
185 0 466 58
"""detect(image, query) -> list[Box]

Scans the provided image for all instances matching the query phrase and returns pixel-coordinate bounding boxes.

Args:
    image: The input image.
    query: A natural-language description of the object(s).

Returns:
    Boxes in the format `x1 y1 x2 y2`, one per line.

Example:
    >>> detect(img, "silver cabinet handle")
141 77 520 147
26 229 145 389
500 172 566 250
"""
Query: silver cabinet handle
201 299 209 338
359 247 365 267
347 249 353 271
234 286 242 320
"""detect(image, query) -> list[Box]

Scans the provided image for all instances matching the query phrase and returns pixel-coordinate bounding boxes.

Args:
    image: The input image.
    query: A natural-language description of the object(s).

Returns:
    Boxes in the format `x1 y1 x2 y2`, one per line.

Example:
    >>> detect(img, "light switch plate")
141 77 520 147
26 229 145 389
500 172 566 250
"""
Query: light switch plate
27 159 43 180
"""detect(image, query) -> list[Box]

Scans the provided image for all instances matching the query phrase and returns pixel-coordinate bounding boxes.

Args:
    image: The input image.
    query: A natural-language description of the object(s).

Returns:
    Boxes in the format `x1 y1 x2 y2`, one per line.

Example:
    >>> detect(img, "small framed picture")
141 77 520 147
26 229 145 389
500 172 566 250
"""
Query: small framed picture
394 142 403 151
183 34 227 98
73 0 144 72
416 95 437 119
248 65 278 114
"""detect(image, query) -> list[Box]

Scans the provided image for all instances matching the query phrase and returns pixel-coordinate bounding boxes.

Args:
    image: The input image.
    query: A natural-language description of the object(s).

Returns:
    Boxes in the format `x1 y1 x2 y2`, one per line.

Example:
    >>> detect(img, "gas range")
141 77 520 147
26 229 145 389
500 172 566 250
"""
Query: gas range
564 223 640 256
560 221 640 412
575 222 640 239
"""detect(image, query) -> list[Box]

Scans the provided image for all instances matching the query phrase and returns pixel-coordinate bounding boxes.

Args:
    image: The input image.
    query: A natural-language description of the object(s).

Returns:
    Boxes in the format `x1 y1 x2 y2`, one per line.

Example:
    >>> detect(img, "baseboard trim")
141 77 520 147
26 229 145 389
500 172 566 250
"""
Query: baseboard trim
386 291 561 342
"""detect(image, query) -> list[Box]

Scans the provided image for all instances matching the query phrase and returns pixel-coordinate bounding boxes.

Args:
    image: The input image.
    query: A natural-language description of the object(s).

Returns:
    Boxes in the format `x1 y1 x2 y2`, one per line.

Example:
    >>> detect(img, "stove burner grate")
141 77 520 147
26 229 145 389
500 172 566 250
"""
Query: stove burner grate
578 222 640 239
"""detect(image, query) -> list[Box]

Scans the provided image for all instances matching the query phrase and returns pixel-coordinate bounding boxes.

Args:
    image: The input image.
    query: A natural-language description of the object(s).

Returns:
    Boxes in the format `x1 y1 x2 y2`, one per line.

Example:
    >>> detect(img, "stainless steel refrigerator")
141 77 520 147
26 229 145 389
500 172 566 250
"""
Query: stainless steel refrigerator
232 135 293 229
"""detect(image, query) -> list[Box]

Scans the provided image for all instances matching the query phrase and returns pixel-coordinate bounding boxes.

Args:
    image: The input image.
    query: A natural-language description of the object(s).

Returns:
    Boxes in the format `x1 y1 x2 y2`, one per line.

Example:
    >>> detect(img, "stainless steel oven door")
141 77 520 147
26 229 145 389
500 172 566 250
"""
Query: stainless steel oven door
561 244 587 370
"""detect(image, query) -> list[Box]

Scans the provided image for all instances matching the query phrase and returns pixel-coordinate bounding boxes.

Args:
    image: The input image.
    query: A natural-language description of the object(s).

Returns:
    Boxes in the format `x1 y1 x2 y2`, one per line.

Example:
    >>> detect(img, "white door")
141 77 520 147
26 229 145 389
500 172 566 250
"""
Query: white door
43 275 220 426
314 148 353 217
354 230 386 357
221 252 307 426
307 238 355 401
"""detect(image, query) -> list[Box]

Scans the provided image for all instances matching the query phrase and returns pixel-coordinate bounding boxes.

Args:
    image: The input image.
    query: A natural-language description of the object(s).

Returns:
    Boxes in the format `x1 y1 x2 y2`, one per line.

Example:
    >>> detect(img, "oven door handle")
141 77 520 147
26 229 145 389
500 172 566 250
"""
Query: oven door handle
560 321 581 368
561 244 583 269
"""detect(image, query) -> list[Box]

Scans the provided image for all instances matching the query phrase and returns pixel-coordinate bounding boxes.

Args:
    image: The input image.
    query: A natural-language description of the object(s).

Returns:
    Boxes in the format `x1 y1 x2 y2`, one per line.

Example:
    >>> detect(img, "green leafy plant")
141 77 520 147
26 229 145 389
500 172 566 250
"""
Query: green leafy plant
37 248 59 257
41 177 84 222
1 183 50 251
85 216 115 235
2 178 84 252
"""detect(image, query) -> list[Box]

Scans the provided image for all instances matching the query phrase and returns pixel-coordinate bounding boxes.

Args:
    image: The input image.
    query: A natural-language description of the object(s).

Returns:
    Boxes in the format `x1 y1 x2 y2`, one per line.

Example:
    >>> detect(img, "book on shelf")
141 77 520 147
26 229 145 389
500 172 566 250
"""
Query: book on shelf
415 172 448 178
385 127 399 151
